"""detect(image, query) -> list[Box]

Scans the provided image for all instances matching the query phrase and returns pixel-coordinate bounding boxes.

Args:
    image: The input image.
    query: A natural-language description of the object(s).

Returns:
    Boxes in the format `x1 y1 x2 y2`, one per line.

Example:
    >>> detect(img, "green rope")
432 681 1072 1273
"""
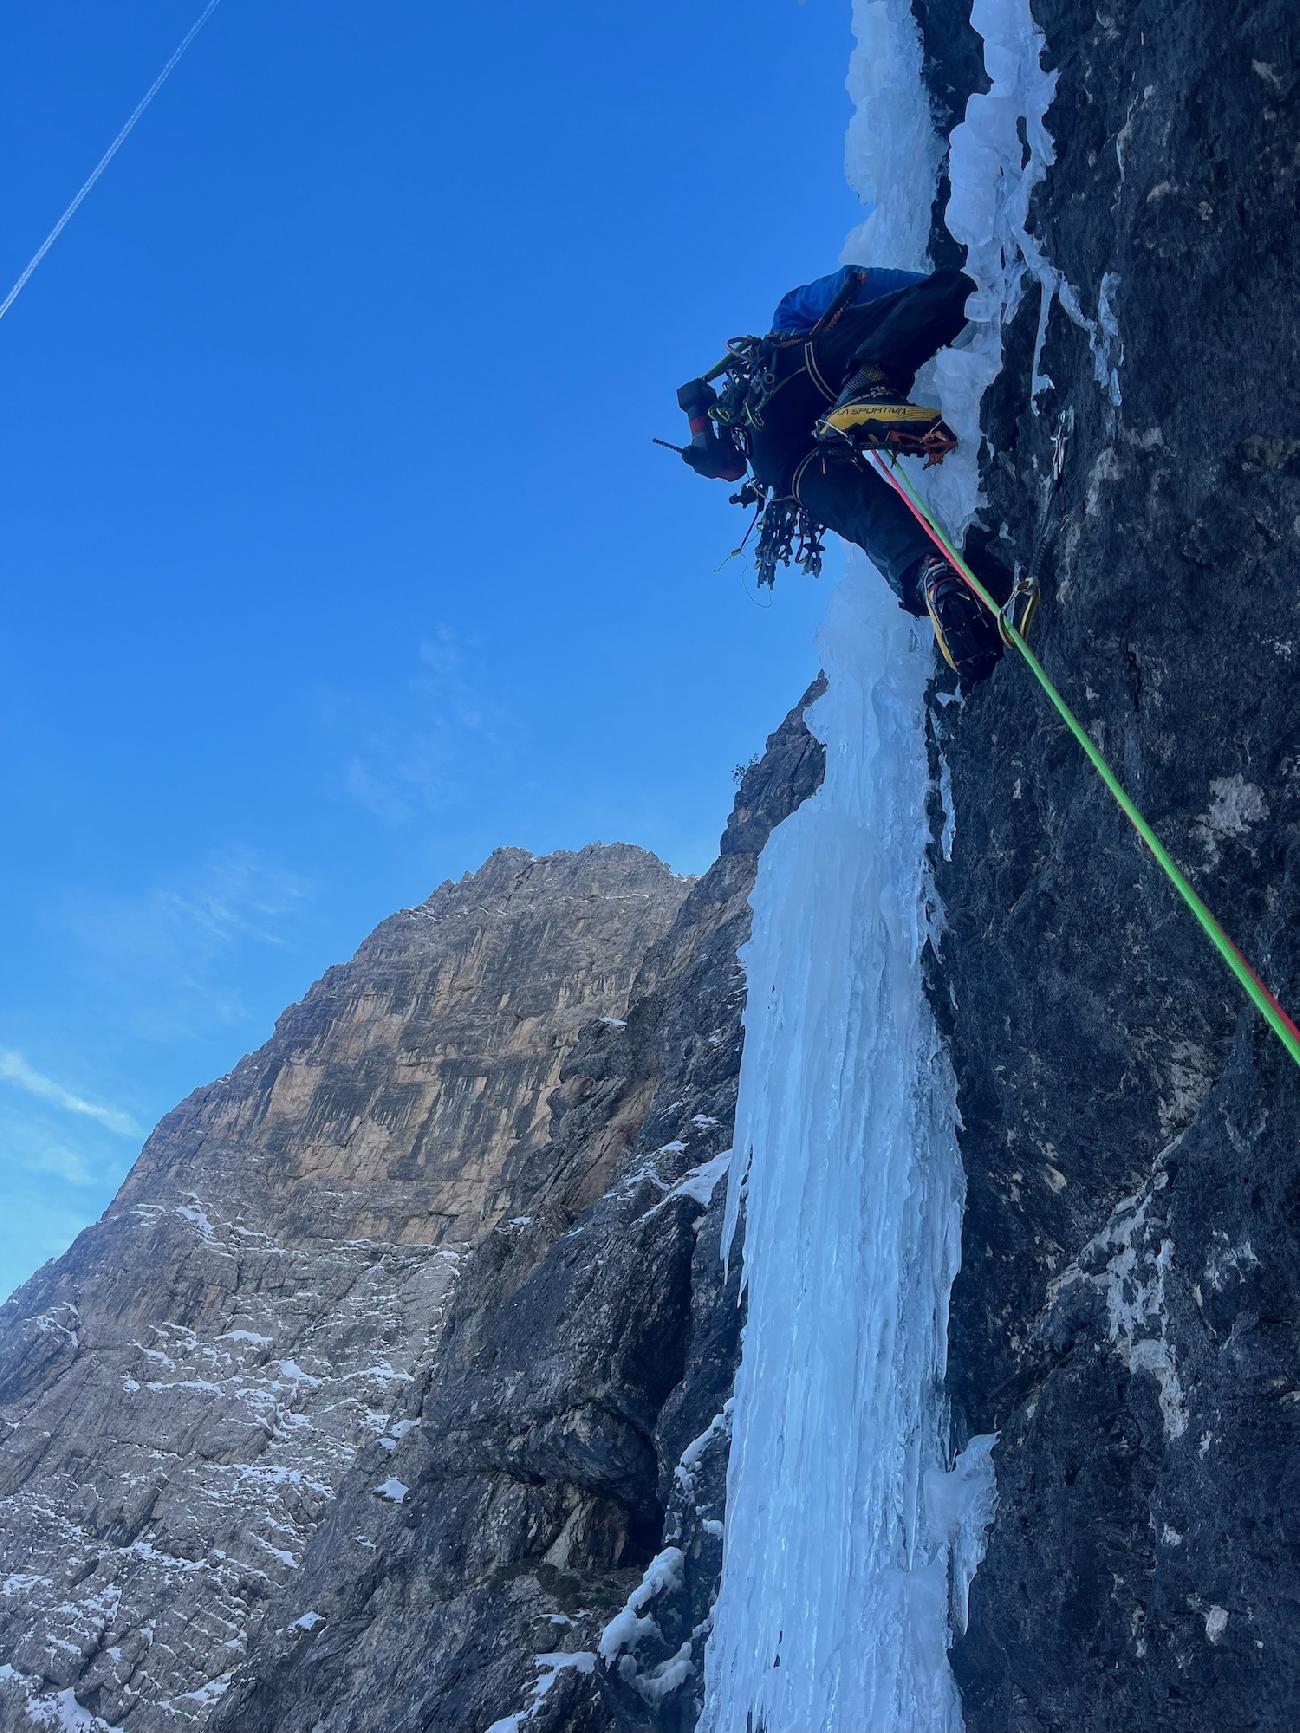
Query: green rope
880 454 1300 1070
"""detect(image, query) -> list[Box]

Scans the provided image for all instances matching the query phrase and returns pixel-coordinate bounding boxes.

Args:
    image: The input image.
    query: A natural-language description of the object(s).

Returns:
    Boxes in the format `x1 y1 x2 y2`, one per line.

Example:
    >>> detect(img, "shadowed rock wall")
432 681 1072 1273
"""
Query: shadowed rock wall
0 845 689 1728
0 695 825 1733
2 4 1295 1728
912 2 1300 1727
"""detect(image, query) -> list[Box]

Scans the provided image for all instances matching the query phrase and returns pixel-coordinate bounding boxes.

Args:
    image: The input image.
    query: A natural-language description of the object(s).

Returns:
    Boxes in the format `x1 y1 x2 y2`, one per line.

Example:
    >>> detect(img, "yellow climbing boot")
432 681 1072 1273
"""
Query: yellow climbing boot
817 364 958 465
921 555 1001 683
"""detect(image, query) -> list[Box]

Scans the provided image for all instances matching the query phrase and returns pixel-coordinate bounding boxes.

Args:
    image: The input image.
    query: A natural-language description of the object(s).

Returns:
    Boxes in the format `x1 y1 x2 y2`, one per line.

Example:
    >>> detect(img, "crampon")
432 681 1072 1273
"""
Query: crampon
820 414 959 468
876 420 958 466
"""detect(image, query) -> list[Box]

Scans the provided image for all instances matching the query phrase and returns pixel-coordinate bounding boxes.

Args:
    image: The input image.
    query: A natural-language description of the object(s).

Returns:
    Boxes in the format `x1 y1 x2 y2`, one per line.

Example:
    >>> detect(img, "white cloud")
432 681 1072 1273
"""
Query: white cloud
335 633 508 827
342 732 458 826
48 847 316 1048
20 1141 96 1187
59 848 313 966
0 1050 138 1138
151 858 305 949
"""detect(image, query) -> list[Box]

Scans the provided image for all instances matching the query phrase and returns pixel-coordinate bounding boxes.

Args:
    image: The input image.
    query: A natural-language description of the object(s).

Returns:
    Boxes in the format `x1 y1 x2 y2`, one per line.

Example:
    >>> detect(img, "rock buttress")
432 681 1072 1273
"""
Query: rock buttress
911 1 1300 1727
0 690 825 1732
207 683 824 1733
0 844 687 1729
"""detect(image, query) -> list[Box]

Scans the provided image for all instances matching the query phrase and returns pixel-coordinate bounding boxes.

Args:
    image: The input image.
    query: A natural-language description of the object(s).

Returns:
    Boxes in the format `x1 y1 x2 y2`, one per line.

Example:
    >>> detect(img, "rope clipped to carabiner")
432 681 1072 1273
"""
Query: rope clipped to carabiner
869 449 1300 1070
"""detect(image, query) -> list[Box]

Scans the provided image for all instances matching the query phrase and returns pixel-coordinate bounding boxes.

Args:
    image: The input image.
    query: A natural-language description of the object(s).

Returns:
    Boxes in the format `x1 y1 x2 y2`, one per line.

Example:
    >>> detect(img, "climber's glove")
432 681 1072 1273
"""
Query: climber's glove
682 440 748 482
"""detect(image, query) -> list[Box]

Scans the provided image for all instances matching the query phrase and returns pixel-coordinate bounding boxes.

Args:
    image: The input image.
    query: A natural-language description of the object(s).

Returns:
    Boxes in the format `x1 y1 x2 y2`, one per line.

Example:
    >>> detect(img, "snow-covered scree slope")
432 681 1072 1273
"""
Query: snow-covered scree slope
0 847 690 1730
702 582 995 1731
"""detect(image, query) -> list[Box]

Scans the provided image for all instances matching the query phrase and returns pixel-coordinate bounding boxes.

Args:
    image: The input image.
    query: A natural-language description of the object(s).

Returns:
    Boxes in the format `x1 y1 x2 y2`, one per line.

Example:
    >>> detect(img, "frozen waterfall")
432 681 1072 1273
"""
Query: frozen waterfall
700 578 994 1733
698 0 1076 1723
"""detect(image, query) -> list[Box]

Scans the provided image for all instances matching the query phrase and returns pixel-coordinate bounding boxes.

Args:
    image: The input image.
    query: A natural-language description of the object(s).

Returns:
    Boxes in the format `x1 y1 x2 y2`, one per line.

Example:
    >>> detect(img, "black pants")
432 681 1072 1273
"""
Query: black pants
747 268 973 614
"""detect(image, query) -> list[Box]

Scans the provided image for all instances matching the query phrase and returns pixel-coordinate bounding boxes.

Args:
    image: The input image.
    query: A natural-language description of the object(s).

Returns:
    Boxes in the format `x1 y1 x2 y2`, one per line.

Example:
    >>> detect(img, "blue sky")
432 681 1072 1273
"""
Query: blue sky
0 0 864 1299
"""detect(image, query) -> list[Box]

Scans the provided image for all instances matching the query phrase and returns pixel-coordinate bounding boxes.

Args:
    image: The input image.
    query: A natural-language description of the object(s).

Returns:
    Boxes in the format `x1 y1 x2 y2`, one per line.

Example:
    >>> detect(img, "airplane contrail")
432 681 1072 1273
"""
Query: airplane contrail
0 0 224 324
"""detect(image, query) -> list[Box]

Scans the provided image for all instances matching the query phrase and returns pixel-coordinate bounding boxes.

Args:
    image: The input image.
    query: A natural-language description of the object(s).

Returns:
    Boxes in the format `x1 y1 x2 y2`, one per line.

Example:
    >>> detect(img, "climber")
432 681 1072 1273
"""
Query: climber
673 265 1001 683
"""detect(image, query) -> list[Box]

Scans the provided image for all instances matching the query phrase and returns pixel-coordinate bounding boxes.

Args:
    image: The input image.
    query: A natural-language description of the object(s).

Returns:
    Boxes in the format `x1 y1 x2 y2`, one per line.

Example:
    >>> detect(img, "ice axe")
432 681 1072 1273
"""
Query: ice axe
657 370 748 480
651 362 733 456
676 375 723 453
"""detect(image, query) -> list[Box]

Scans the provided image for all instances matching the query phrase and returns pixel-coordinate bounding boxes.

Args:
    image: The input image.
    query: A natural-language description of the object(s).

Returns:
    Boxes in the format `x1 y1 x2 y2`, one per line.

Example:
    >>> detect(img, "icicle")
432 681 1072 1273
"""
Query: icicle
701 0 1048 1724
703 579 993 1732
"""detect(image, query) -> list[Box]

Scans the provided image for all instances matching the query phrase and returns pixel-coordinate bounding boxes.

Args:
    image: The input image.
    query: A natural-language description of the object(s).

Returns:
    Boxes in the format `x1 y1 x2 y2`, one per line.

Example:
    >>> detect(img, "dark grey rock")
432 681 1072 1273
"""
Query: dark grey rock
0 689 824 1733
209 683 825 1733
0 844 691 1730
3 3 1294 1729
908 2 1300 1728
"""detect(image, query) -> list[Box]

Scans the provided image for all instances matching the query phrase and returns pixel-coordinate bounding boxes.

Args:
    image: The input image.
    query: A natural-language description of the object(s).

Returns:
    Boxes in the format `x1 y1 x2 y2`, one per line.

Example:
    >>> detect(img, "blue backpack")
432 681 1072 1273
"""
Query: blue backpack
771 265 926 335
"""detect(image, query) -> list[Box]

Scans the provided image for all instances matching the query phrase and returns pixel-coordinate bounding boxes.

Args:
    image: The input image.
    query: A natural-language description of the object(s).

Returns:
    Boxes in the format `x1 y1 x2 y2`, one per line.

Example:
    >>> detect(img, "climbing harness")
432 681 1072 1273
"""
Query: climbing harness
709 336 783 432
664 272 877 583
867 448 1300 1069
701 268 870 435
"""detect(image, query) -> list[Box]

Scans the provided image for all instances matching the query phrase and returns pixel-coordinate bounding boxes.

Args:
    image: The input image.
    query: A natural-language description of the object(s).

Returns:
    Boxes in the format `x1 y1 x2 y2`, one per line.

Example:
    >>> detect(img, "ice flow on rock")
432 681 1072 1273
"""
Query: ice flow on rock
701 575 995 1733
697 0 1042 1715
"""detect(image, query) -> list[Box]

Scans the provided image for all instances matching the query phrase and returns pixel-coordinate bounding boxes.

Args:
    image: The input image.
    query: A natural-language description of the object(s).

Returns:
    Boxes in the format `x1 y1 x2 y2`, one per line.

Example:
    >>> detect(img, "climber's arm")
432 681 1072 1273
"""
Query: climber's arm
677 379 748 482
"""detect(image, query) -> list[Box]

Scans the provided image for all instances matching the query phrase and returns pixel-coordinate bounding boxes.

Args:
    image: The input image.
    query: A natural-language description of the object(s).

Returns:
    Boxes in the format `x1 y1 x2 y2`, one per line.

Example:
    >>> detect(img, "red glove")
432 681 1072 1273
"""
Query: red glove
682 439 748 482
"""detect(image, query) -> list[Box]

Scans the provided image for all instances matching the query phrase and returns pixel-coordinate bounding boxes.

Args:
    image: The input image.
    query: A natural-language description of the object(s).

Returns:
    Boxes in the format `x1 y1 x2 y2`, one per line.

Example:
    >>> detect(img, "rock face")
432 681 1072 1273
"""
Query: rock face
0 844 687 1728
2 5 1296 1729
910 2 1300 1728
117 844 687 1248
0 698 825 1731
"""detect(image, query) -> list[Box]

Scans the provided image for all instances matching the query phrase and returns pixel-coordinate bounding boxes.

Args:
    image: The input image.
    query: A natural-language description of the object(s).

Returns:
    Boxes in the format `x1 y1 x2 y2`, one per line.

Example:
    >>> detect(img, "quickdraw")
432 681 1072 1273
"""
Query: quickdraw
999 569 1041 645
751 492 826 590
869 449 1300 1070
714 483 766 573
